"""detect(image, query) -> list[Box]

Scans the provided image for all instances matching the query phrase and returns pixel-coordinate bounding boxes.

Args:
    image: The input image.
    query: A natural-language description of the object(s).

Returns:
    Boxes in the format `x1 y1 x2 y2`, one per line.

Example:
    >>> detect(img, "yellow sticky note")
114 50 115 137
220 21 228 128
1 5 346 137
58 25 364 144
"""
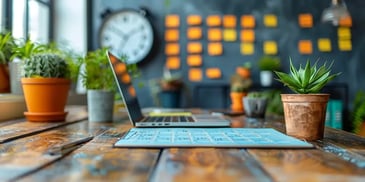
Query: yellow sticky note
187 55 203 67
165 14 180 28
298 40 313 54
223 15 236 28
187 27 202 40
208 28 222 41
166 57 180 70
263 41 278 55
318 38 332 52
206 15 221 27
165 43 180 55
223 29 237 42
241 15 255 28
208 42 223 56
206 68 222 79
264 14 278 27
165 29 179 42
240 29 255 42
189 68 202 82
241 43 254 55
338 40 352 51
187 42 203 54
187 15 202 26
338 27 351 40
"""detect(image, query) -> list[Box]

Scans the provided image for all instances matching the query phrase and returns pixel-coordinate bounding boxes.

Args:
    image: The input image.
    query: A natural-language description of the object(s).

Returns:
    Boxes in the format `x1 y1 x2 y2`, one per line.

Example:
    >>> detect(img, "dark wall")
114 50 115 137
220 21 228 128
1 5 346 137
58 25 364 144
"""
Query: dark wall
90 0 365 111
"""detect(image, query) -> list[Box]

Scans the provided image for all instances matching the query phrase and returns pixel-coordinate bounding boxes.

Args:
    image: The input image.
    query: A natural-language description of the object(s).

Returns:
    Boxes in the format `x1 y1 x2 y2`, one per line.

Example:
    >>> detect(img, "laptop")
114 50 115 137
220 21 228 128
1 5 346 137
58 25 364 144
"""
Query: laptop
107 51 231 127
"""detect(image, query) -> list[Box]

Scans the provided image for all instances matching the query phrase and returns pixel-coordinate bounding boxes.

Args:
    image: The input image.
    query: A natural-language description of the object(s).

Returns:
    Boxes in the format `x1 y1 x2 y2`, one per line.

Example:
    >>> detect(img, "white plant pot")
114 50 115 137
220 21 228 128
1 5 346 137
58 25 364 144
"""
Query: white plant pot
9 61 23 95
260 71 273 87
87 89 115 122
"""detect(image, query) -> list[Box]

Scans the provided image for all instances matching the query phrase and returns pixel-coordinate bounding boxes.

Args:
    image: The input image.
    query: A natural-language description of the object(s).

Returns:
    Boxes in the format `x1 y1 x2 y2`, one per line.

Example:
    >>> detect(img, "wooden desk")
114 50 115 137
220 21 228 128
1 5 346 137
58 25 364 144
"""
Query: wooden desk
1 106 365 182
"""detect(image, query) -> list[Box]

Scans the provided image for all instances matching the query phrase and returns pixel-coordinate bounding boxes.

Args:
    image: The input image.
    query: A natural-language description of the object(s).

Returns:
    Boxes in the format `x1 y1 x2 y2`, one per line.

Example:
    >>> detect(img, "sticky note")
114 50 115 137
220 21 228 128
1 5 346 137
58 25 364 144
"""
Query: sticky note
187 27 202 40
206 15 221 27
165 43 180 55
165 29 179 42
187 42 203 54
223 15 237 28
263 41 278 55
298 14 313 28
223 29 237 42
338 27 351 40
318 38 332 52
208 28 222 41
165 14 180 28
128 85 136 97
208 42 223 56
166 57 180 69
338 40 352 51
241 43 254 55
187 15 202 26
264 14 278 27
298 40 313 54
121 73 131 84
206 68 222 79
187 55 202 67
240 29 255 42
241 15 255 28
339 16 352 27
189 68 202 82
115 63 127 74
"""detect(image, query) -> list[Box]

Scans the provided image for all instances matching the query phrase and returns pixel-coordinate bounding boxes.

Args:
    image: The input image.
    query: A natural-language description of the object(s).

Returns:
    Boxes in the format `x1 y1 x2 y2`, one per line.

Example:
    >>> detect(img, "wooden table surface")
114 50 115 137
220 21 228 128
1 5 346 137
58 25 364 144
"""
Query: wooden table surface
1 106 365 182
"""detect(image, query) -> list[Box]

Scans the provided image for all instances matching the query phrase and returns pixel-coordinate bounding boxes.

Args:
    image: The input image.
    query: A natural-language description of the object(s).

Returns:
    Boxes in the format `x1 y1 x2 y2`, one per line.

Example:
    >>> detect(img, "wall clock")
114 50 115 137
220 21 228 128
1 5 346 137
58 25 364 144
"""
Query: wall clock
99 9 154 64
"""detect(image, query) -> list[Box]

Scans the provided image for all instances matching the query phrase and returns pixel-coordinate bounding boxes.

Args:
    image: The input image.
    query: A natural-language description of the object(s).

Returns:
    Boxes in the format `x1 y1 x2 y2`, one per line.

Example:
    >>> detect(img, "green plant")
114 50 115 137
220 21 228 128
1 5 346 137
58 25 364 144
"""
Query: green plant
230 73 252 92
274 58 341 94
22 53 69 78
246 91 266 98
351 91 365 134
258 56 281 71
11 38 48 60
0 32 16 64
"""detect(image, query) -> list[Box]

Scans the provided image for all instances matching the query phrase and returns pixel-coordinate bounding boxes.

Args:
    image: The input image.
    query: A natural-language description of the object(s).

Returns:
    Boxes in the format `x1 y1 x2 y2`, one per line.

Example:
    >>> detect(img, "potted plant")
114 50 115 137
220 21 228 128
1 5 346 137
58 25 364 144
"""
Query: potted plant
274 58 341 140
351 91 365 136
0 32 16 93
243 91 268 120
258 56 281 87
229 73 252 112
158 68 183 108
21 52 72 122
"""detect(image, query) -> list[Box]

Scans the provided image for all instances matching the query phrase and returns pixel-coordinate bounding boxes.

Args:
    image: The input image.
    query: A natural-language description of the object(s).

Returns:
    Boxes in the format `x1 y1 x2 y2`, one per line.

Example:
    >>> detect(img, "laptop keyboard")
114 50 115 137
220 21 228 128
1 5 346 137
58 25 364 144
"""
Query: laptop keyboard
143 116 195 122
114 128 314 148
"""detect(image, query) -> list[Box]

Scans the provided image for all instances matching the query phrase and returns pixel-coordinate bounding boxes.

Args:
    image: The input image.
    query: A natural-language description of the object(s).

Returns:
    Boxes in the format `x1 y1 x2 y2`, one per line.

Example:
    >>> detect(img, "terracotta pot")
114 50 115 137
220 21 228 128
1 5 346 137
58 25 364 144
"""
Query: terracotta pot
21 78 71 122
281 94 329 141
0 64 10 93
230 92 247 112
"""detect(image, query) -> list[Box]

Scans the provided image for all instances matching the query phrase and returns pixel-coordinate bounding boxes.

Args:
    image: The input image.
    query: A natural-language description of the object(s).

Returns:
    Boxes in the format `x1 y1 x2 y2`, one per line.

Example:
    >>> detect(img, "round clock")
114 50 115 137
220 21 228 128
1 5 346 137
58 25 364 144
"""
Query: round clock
99 9 154 64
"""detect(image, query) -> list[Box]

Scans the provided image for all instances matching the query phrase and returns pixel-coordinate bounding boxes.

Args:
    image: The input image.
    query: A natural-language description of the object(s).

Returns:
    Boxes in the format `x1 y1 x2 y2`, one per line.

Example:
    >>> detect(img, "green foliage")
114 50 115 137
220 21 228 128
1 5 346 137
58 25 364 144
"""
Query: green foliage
246 91 266 98
274 58 341 94
22 53 69 78
351 91 365 134
230 74 252 92
265 90 284 116
0 32 16 64
11 37 48 60
258 56 281 71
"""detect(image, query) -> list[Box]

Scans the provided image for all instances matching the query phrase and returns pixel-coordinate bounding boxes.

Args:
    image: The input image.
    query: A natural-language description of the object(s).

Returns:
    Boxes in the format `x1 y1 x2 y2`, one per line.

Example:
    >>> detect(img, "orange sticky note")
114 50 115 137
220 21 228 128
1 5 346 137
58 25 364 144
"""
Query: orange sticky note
165 14 180 28
263 41 278 55
223 29 236 42
187 55 202 67
187 27 202 40
298 40 313 54
166 57 180 69
165 29 179 42
264 14 278 27
240 29 255 42
298 14 313 28
208 28 222 41
189 68 202 82
338 27 351 40
187 42 203 54
206 68 222 79
208 42 223 56
128 85 136 97
338 39 352 51
318 38 332 52
206 15 221 27
241 15 255 28
241 43 254 55
339 16 352 27
187 15 202 25
223 15 236 28
165 43 180 55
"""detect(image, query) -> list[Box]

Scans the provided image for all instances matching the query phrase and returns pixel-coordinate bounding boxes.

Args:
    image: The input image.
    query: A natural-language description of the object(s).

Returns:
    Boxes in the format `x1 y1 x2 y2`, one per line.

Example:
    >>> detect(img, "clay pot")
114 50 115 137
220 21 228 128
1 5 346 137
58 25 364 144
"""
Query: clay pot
230 92 247 112
281 94 329 141
0 64 10 93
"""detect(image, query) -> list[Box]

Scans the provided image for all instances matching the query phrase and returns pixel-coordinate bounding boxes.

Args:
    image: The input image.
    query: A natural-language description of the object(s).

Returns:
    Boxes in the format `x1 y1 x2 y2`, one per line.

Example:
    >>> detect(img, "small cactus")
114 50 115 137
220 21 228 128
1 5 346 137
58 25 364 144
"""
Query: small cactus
22 53 69 78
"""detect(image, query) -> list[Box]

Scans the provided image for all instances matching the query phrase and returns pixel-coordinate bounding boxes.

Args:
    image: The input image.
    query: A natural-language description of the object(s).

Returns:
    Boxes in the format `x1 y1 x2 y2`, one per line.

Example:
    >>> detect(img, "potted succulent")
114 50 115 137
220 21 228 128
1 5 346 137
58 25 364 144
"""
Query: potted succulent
158 68 183 108
243 91 268 120
274 58 341 140
21 52 72 122
0 32 16 93
258 56 281 87
229 73 252 112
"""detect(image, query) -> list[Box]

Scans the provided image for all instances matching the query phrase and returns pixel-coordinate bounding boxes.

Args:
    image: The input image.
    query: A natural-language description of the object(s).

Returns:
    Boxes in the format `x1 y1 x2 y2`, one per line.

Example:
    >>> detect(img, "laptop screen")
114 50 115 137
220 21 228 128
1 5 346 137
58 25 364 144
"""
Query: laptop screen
106 51 144 124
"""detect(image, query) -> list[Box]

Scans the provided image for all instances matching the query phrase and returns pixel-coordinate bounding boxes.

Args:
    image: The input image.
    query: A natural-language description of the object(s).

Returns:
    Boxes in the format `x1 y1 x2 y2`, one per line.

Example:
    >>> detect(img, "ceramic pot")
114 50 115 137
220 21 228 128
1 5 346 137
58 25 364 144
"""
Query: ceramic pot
87 90 115 122
0 64 10 93
230 92 247 112
281 94 329 141
260 70 273 87
159 90 181 108
243 97 268 119
9 61 23 95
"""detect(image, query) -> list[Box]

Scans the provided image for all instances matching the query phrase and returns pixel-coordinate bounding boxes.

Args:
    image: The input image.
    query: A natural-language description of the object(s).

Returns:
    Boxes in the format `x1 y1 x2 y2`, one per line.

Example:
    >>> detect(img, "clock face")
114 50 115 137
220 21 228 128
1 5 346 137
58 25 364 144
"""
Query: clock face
99 10 154 64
